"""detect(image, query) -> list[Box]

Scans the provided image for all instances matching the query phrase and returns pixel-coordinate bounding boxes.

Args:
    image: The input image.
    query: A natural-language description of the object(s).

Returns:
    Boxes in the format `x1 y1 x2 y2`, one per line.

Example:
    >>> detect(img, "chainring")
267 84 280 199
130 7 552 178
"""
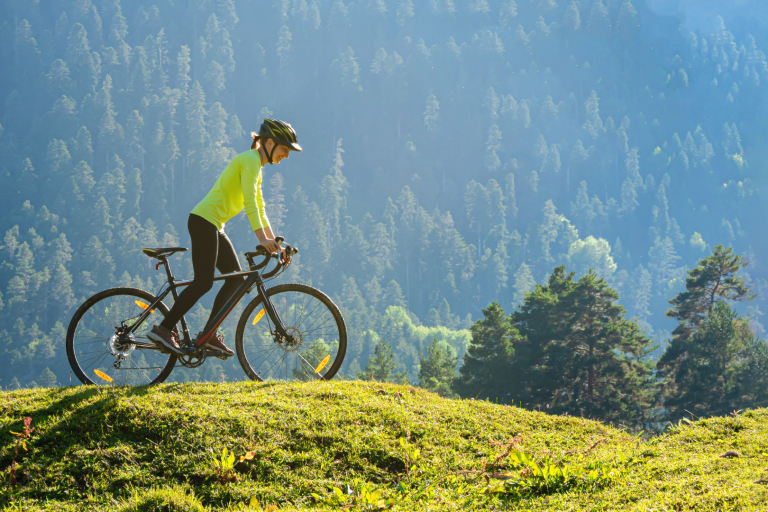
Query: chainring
178 350 207 368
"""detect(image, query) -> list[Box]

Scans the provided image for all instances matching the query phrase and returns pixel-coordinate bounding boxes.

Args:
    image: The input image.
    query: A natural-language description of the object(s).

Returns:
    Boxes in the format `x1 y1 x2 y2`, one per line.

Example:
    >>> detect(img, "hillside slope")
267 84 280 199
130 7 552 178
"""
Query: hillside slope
1 381 767 511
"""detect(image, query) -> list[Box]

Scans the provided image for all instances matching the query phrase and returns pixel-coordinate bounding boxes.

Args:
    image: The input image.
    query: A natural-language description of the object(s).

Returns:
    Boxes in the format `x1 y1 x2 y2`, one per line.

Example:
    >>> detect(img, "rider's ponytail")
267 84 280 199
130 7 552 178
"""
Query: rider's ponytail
250 132 260 150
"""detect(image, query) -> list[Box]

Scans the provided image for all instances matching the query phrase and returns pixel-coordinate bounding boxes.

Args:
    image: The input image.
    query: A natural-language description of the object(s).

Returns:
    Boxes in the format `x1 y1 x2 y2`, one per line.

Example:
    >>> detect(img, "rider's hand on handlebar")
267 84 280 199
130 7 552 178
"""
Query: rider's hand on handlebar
261 239 292 265
280 245 293 265
261 238 281 256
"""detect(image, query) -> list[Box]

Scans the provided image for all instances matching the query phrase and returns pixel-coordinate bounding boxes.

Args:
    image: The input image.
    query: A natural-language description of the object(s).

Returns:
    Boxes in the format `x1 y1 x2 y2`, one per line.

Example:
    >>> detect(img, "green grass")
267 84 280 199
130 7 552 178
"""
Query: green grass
1 381 767 510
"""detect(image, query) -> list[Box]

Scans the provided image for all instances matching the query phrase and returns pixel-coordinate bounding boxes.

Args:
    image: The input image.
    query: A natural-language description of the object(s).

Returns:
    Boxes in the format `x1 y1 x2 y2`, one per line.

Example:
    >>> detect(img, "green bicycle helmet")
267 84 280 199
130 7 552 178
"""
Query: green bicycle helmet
258 118 302 164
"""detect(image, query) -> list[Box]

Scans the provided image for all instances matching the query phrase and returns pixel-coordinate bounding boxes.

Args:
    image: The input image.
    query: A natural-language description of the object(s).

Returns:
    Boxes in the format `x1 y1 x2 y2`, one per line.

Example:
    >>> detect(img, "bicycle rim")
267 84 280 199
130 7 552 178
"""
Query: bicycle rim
66 287 177 386
236 283 347 382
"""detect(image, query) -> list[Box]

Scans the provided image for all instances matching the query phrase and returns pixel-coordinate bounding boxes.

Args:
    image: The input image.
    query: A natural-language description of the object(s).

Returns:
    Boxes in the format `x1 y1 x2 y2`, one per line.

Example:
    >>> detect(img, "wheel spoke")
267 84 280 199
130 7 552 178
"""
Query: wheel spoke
69 290 174 386
237 285 345 382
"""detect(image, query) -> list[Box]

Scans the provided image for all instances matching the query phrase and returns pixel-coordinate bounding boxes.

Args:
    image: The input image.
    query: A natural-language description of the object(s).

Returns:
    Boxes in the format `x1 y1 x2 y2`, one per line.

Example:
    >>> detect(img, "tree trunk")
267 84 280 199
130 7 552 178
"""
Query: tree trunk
588 344 595 398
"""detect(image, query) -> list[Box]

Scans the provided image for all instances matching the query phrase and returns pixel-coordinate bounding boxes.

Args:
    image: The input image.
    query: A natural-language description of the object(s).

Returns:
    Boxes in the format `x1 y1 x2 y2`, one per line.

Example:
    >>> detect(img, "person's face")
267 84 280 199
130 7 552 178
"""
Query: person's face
266 140 291 164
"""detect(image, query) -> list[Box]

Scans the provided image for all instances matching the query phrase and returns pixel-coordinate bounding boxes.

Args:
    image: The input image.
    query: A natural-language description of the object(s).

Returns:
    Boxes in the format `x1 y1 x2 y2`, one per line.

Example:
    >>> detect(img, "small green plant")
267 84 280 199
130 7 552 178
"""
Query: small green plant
7 416 34 488
311 478 389 510
214 447 237 485
212 448 256 486
233 497 277 511
487 438 647 497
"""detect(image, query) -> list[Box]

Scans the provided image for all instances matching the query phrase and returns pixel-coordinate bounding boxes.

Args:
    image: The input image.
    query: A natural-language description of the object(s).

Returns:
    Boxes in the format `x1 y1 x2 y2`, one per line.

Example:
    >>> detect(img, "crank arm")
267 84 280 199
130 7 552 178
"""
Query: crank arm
133 342 163 351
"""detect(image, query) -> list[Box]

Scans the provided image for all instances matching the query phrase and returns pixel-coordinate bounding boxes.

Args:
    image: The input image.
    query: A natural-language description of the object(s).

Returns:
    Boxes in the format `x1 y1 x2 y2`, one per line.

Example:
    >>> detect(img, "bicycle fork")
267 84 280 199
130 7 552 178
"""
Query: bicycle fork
255 281 291 341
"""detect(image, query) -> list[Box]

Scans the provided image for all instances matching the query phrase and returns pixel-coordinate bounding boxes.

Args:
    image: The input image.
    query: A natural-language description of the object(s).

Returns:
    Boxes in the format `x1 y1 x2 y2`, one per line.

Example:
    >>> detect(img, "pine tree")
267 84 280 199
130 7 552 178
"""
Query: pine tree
37 367 57 388
176 45 191 94
648 236 680 293
396 0 415 26
484 125 502 171
616 0 639 39
657 246 758 418
423 94 439 131
332 46 362 93
130 46 152 101
418 338 458 396
563 1 581 30
465 181 491 256
588 0 611 39
276 25 292 68
499 0 517 25
299 201 330 282
632 264 653 319
454 303 516 401
512 262 535 306
503 174 518 222
207 102 229 145
511 266 657 425
358 340 407 383
667 245 754 328
47 59 72 98
217 0 239 31
320 140 349 247
382 280 406 308
659 300 761 419
267 172 287 234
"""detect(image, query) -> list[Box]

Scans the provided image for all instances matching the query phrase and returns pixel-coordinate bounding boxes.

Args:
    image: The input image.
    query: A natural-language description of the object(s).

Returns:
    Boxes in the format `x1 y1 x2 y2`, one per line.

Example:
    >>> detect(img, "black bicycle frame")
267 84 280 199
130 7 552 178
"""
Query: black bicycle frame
127 255 289 349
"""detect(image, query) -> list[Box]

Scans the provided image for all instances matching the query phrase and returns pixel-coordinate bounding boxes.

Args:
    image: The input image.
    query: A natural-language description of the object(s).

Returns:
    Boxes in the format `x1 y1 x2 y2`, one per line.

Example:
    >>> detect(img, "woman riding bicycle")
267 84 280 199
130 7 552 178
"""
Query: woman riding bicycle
147 118 302 357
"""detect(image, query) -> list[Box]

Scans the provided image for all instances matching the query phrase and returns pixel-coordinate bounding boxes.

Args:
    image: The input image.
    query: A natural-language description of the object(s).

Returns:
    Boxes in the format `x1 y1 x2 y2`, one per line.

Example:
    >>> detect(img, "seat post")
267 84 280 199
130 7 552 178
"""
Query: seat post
161 256 176 291
161 255 192 346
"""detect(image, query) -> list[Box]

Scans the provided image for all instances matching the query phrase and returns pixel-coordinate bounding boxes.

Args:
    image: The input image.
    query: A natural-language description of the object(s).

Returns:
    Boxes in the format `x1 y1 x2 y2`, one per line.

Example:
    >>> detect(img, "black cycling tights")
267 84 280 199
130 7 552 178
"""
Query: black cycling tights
160 214 245 334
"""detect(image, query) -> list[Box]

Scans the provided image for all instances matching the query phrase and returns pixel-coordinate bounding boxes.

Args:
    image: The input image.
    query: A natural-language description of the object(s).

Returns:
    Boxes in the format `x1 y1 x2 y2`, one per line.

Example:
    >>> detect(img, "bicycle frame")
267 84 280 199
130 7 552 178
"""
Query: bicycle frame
127 255 289 351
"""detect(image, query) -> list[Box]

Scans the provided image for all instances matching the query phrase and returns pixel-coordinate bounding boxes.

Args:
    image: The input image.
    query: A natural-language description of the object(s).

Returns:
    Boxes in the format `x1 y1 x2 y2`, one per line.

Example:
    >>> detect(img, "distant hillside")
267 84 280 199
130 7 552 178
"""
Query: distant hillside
5 0 768 391
1 381 766 510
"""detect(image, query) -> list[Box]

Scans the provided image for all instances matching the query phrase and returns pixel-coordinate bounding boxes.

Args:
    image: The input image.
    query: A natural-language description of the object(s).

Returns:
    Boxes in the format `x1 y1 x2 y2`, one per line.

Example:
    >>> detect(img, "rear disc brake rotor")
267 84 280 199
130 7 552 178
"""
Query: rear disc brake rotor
107 333 136 357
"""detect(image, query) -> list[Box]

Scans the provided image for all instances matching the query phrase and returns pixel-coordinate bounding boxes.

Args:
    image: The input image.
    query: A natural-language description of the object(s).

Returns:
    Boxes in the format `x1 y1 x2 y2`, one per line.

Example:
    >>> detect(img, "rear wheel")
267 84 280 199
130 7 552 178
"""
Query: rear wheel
66 287 177 386
235 283 347 382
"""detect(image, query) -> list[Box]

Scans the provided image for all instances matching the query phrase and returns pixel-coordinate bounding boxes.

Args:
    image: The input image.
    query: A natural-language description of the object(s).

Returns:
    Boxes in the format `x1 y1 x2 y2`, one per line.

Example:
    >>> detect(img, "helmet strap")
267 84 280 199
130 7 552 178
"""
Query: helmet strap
266 139 277 164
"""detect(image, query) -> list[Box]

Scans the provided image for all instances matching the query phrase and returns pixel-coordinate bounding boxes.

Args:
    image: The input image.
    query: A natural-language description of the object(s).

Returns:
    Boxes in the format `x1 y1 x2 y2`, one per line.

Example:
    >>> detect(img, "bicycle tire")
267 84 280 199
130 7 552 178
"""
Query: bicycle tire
235 283 347 382
66 287 177 386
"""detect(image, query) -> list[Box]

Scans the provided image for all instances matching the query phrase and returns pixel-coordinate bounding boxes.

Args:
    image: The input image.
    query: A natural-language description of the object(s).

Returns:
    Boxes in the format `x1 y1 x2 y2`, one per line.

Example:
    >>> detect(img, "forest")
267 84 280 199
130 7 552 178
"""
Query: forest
0 0 767 427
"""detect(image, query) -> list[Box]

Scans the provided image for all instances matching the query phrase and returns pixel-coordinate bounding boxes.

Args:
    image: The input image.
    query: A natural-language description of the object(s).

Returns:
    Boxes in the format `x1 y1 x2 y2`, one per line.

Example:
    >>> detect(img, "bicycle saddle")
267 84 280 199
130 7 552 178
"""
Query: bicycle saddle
141 247 188 259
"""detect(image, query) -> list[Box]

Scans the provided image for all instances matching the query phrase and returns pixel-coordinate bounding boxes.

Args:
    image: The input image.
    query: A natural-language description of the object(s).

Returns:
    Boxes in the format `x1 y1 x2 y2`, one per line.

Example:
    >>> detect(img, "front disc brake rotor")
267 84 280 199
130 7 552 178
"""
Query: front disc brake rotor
276 326 303 353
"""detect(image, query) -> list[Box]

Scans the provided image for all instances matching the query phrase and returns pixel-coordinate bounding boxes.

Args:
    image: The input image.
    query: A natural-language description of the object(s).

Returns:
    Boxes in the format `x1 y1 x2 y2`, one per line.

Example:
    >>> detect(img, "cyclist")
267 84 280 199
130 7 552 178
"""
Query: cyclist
147 118 302 357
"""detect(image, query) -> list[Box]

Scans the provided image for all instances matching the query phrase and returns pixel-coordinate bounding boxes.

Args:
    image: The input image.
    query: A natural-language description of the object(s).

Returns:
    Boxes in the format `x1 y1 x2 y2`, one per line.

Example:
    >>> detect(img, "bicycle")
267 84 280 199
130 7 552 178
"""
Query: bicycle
65 237 347 386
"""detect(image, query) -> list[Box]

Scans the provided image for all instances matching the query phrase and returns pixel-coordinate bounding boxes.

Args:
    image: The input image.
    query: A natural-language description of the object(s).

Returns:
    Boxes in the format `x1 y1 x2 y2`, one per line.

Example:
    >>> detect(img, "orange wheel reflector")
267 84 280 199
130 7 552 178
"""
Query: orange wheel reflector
315 355 331 374
135 300 155 314
252 309 266 325
94 369 113 382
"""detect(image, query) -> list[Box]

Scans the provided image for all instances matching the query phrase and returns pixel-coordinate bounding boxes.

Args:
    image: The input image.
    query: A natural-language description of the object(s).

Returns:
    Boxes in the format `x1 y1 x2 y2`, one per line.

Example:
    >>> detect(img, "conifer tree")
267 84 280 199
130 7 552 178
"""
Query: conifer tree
563 1 581 30
321 139 349 247
358 340 407 383
418 338 457 396
499 0 518 25
454 303 516 401
396 0 415 26
423 94 439 131
511 262 534 306
587 0 610 39
511 266 657 425
176 45 192 95
616 0 639 39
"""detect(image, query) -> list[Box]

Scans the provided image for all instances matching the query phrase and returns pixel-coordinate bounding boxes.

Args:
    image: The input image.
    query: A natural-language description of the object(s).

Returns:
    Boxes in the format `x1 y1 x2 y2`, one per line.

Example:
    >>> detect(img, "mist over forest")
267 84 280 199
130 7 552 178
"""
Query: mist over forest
1 0 768 424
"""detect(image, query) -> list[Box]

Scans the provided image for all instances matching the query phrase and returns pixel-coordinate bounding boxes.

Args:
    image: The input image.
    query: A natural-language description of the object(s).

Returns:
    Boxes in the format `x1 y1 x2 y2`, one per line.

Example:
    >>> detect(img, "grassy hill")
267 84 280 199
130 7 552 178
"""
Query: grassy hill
1 381 767 511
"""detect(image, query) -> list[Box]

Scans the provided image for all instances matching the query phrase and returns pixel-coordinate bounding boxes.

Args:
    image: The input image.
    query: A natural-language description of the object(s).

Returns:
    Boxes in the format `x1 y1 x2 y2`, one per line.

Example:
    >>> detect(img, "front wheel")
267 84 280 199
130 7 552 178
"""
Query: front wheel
66 287 177 386
236 283 347 382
